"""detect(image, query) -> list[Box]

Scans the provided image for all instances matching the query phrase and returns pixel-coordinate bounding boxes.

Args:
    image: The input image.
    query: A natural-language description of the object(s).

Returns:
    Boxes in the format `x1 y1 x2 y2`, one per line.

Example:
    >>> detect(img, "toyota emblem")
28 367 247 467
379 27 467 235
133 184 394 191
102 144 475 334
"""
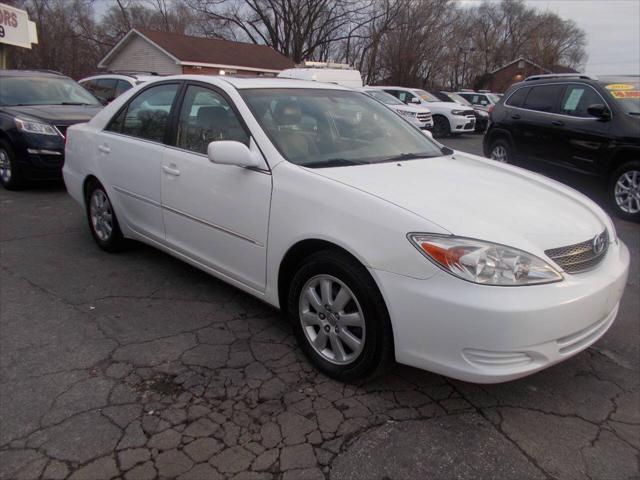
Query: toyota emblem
593 233 607 255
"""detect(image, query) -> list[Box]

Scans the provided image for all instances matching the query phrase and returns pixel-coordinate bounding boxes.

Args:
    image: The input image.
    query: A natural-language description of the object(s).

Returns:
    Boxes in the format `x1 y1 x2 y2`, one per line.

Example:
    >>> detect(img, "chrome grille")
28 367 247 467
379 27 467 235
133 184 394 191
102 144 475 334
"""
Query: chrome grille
417 112 432 122
545 231 609 273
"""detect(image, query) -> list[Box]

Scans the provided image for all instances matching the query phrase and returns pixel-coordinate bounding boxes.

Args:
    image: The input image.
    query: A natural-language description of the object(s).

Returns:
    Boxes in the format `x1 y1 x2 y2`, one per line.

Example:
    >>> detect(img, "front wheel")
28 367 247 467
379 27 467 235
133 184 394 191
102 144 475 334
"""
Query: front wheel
0 140 25 190
609 161 640 222
287 250 393 382
432 116 451 138
85 181 127 251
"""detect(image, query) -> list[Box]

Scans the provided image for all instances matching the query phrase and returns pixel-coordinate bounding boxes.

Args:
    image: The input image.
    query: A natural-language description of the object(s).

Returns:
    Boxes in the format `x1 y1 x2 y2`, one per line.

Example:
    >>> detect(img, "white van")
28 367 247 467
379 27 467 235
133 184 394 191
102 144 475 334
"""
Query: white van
277 63 363 88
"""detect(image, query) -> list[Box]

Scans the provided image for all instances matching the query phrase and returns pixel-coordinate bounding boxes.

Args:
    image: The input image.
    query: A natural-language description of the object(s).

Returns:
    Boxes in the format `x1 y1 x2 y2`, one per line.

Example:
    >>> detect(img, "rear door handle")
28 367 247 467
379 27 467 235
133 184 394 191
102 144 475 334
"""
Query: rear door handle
511 114 521 120
98 145 110 154
552 120 564 126
162 165 181 176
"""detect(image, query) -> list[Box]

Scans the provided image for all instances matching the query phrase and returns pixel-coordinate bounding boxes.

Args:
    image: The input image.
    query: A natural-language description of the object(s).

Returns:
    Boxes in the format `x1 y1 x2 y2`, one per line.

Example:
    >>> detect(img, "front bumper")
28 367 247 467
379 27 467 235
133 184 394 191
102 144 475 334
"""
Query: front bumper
451 115 476 133
12 132 65 180
372 240 629 383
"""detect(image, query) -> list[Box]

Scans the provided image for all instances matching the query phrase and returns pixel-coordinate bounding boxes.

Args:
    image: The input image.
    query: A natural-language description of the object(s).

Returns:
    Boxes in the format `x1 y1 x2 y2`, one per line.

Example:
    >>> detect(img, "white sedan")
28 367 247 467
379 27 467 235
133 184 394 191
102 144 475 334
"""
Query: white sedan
63 76 629 383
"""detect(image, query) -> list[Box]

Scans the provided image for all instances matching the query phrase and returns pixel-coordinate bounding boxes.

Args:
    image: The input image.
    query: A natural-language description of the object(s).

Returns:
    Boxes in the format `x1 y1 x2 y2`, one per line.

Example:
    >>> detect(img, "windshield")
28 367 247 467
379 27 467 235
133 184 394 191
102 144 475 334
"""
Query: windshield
0 76 101 107
364 89 405 106
605 82 640 114
445 92 472 106
414 89 440 103
242 88 445 167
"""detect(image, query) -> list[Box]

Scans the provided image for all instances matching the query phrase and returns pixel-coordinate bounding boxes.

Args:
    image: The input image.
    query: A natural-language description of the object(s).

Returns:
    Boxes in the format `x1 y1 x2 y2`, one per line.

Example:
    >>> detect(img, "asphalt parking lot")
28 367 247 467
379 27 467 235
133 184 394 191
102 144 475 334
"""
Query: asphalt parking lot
1 134 638 480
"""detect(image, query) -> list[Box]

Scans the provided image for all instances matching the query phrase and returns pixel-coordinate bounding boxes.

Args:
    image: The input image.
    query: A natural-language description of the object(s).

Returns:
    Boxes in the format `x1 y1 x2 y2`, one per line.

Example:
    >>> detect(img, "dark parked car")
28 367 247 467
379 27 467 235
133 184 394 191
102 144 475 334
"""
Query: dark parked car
432 90 489 132
484 74 640 221
0 70 102 190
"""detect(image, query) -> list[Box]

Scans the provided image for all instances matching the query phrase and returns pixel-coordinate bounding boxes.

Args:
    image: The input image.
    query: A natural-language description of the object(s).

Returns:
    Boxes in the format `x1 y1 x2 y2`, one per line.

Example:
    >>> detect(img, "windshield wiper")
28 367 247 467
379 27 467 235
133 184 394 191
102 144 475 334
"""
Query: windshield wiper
303 158 369 168
376 152 435 163
59 102 94 106
628 112 640 116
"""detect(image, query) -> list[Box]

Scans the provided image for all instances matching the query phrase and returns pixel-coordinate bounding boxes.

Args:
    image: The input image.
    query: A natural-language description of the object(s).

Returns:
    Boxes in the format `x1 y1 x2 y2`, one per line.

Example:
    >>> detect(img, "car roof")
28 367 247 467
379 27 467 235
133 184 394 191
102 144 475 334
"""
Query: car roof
0 69 67 78
81 73 157 83
139 75 351 91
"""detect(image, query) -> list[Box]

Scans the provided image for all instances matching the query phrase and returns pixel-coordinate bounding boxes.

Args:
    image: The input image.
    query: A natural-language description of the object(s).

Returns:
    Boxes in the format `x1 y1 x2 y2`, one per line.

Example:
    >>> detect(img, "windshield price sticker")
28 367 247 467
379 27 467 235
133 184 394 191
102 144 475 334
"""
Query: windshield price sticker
610 90 640 99
606 84 635 91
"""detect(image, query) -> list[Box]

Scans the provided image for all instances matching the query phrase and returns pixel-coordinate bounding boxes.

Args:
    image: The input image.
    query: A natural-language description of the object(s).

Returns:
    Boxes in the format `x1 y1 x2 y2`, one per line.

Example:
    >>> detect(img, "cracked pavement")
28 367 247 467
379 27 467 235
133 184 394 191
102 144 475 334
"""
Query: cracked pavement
1 147 638 479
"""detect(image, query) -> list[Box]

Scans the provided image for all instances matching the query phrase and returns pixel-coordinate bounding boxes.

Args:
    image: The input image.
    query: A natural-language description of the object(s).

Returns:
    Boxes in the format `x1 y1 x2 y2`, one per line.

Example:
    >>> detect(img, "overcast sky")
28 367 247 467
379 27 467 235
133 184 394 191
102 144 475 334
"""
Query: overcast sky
93 0 640 76
460 0 640 76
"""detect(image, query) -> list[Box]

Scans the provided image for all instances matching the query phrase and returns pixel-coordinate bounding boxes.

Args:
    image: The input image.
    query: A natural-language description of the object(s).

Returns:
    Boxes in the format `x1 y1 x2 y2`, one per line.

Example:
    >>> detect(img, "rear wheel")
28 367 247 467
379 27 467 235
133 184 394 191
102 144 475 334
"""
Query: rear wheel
609 161 640 222
287 250 393 382
0 140 25 190
432 116 451 138
85 180 127 251
489 138 512 164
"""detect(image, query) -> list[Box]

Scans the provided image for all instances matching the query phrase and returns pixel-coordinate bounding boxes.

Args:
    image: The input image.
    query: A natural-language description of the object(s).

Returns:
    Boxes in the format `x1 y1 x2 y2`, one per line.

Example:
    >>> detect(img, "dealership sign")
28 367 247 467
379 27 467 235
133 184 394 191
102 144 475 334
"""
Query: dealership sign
0 3 38 49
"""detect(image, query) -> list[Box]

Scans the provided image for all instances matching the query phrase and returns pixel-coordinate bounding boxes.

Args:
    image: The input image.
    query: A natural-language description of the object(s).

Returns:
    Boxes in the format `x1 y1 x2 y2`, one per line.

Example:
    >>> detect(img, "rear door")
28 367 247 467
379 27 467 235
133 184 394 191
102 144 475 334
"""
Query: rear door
97 82 181 242
517 84 565 163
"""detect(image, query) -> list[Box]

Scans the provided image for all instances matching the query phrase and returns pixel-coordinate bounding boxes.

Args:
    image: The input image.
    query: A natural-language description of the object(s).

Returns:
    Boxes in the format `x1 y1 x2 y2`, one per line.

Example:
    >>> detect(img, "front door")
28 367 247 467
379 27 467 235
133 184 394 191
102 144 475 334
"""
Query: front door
98 82 181 242
553 83 612 172
161 83 272 291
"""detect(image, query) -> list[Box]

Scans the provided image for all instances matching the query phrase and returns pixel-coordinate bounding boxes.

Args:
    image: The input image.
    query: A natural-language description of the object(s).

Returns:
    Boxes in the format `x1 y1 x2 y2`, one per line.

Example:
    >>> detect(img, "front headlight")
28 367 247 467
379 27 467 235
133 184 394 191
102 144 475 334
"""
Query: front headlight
15 118 60 136
451 109 466 115
397 109 417 118
408 234 563 286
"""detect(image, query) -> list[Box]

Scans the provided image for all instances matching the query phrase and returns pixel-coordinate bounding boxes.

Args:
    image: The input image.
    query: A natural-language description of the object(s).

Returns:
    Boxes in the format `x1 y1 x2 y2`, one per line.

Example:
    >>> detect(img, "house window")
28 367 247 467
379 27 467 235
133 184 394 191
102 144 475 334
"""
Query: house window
518 60 525 68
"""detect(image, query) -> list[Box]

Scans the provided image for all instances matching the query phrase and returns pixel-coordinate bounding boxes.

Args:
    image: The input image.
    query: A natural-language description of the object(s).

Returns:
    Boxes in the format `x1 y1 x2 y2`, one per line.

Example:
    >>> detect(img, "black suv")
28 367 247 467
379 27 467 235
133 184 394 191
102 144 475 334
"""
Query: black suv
483 74 640 221
0 70 103 190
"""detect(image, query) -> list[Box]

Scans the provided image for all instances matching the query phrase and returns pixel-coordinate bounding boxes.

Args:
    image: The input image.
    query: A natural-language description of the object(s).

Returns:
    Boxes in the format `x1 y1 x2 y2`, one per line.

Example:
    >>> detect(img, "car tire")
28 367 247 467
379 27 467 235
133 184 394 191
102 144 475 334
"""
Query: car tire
432 115 451 138
287 250 393 382
609 161 640 222
0 140 25 190
85 180 127 252
489 138 512 164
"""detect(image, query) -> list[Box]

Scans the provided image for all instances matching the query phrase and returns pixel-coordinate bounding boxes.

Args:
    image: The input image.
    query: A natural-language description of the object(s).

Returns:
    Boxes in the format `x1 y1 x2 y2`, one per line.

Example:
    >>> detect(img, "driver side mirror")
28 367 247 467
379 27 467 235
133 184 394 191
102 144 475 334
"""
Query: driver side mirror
586 104 611 120
410 97 421 104
207 141 261 168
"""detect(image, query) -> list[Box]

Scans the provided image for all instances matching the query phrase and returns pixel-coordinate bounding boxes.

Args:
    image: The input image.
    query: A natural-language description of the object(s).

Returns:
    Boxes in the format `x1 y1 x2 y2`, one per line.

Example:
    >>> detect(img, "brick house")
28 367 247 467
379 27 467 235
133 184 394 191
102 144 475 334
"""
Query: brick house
477 57 579 93
98 28 294 77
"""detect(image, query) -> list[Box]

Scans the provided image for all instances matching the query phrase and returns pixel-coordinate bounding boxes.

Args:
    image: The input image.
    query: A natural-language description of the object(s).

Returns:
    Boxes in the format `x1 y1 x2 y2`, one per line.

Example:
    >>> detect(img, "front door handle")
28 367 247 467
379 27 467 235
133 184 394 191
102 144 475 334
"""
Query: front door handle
511 114 521 120
552 120 565 127
162 165 181 176
98 145 110 154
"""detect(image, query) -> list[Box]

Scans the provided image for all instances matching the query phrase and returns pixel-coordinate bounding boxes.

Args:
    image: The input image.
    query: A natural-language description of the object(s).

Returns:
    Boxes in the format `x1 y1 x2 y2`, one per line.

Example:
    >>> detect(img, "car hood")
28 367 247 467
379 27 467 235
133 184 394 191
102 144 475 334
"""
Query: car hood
425 101 472 112
307 152 607 253
394 104 431 114
2 104 102 126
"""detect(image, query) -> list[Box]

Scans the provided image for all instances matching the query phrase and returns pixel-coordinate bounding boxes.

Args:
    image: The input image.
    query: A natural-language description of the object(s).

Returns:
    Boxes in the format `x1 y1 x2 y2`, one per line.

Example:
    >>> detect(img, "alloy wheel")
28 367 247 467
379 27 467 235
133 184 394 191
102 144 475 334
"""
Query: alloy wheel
298 274 366 365
614 169 640 214
90 189 114 241
0 148 11 183
490 145 508 163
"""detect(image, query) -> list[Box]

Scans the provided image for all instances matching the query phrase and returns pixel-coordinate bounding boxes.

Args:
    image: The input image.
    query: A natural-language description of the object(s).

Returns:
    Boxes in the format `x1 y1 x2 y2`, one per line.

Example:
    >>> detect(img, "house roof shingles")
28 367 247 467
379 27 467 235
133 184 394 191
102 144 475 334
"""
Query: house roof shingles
136 28 294 71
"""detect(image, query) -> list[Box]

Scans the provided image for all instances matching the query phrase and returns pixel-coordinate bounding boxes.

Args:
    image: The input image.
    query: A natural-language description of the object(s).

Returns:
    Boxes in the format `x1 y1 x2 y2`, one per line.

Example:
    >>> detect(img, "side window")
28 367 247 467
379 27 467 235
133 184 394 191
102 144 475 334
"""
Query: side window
176 85 249 154
506 87 528 107
559 85 604 117
384 90 400 100
80 80 98 95
522 85 564 113
114 80 133 98
109 83 178 142
395 91 414 104
94 78 118 103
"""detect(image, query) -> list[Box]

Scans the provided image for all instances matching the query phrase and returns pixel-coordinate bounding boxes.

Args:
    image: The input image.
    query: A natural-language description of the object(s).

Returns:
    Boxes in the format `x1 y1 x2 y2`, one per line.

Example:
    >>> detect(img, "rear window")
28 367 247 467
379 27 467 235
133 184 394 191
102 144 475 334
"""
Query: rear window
505 87 528 107
522 85 565 113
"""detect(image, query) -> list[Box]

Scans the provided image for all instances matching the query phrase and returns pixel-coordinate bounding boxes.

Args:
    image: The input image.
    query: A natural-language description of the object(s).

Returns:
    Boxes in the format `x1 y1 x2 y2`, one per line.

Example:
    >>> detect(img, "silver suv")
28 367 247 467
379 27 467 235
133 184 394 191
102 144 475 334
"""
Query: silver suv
79 72 159 104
